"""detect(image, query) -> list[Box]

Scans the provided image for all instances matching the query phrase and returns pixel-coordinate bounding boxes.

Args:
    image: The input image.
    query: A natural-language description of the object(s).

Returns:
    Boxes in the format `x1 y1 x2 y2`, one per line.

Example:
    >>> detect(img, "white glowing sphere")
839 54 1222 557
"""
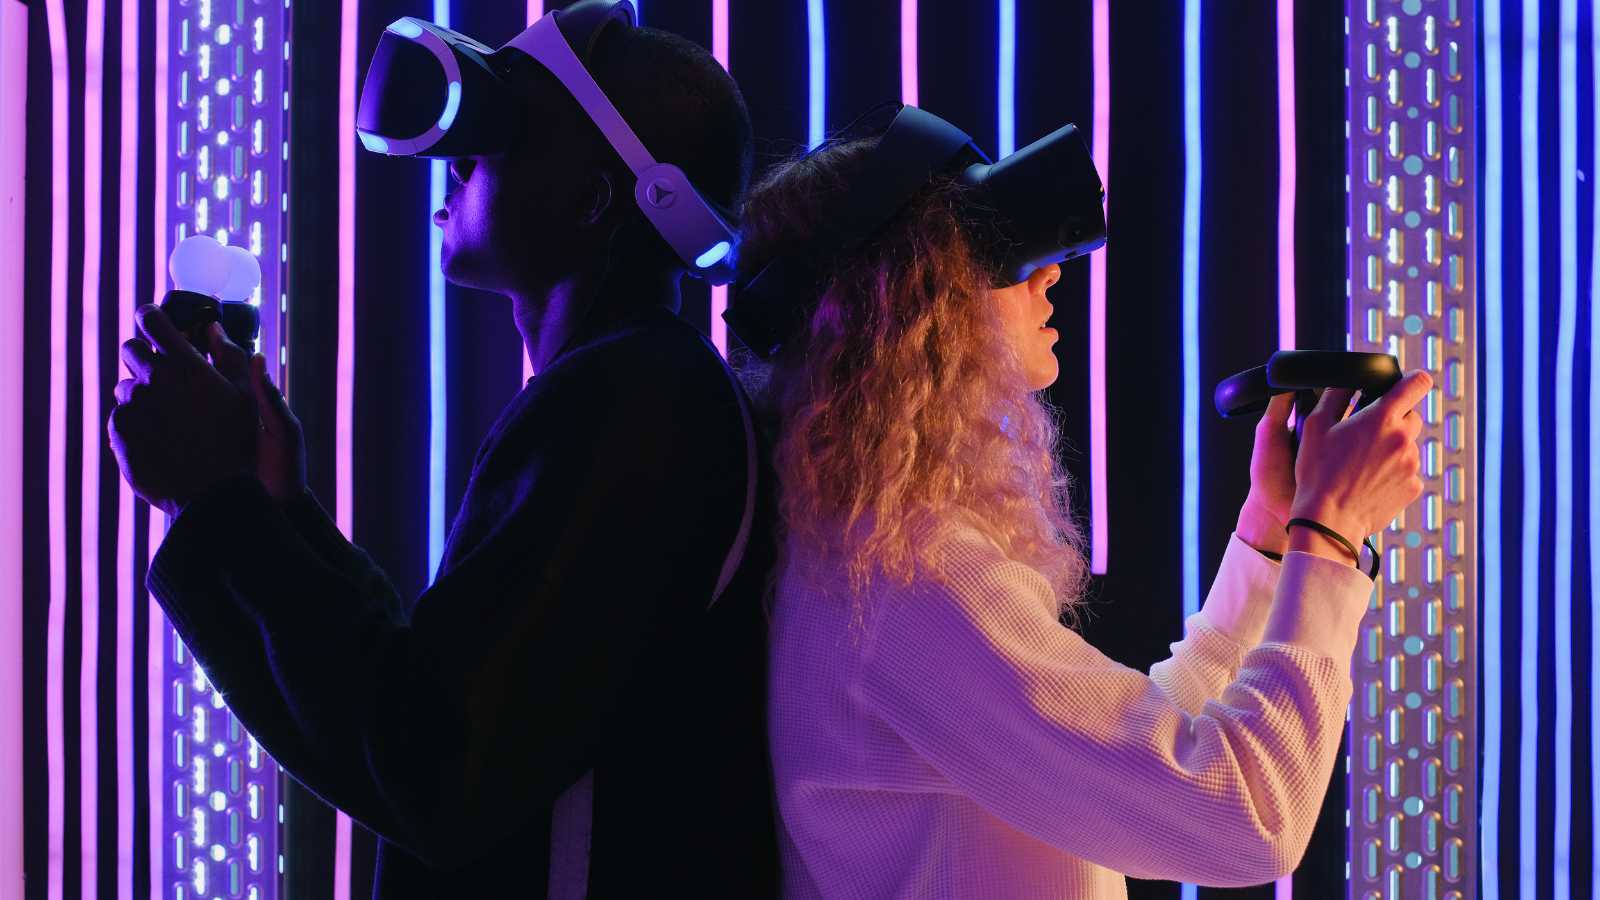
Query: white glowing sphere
168 234 231 297
219 245 262 303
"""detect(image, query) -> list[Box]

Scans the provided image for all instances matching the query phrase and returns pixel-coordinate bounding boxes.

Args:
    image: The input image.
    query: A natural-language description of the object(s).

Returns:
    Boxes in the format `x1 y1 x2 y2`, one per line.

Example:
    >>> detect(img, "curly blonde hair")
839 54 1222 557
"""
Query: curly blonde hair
737 138 1090 620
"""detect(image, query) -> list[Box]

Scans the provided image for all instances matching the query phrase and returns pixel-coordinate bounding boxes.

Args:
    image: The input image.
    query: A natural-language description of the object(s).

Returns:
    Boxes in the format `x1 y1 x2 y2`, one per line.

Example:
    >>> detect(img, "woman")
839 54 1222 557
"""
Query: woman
739 136 1429 897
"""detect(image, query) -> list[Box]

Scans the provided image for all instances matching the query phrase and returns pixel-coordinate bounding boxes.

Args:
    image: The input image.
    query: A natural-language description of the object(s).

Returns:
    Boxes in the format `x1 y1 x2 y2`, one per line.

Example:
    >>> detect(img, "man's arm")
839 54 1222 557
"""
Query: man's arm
148 338 749 869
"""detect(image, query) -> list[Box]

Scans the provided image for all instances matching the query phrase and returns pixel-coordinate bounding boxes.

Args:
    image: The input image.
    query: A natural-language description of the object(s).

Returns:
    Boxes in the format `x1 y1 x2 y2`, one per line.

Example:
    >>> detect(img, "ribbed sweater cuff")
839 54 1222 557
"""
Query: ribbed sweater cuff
1260 550 1377 663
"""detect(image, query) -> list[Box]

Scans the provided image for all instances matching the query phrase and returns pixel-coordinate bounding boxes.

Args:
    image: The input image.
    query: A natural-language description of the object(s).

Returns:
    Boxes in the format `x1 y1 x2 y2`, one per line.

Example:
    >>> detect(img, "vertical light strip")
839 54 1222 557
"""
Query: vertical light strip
115 1 140 896
1275 0 1296 353
524 1 543 381
1088 0 1109 576
1516 0 1541 894
709 0 731 356
1553 0 1577 895
807 0 825 148
0 4 27 897
335 0 361 894
1590 1 1600 888
997 0 1014 156
1178 6 1201 892
148 0 170 892
44 1 69 898
428 0 450 582
1180 0 1201 620
1272 3 1293 893
79 1 108 890
1481 0 1505 894
900 0 917 106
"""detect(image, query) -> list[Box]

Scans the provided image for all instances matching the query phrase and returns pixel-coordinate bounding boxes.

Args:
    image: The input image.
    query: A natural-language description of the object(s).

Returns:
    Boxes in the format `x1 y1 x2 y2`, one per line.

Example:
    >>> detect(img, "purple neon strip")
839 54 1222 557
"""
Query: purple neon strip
44 2 69 897
0 2 26 894
147 0 169 892
115 2 140 895
1088 0 1109 575
1272 1 1293 895
336 0 361 895
522 2 543 382
710 0 730 356
900 0 917 106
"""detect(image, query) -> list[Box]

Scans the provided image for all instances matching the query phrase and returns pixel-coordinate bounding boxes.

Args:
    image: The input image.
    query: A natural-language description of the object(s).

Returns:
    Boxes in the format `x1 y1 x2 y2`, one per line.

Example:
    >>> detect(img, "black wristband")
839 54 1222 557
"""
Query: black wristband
1285 517 1381 581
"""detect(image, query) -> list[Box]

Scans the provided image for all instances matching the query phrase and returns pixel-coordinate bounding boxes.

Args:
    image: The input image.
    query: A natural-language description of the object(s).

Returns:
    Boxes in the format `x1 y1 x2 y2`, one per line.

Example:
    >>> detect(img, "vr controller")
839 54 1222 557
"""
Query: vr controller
1214 350 1402 429
159 235 263 354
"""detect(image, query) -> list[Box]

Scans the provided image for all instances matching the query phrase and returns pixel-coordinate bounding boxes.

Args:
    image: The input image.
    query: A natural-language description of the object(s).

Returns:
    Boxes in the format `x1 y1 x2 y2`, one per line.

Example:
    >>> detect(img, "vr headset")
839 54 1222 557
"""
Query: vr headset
724 105 1108 359
354 0 739 284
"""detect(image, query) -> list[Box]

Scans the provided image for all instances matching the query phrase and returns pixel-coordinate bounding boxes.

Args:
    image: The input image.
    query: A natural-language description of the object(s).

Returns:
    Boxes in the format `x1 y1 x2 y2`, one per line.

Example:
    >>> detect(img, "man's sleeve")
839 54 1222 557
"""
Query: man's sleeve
146 340 747 870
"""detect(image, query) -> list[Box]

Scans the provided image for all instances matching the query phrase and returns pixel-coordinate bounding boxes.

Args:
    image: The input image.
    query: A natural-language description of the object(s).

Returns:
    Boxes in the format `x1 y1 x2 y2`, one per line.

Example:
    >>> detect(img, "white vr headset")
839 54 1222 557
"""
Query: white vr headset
355 0 738 283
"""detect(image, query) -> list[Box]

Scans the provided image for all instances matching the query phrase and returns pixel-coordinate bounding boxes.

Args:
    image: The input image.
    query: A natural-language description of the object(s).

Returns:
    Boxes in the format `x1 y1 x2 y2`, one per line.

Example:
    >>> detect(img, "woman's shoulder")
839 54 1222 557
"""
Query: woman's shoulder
873 519 1060 621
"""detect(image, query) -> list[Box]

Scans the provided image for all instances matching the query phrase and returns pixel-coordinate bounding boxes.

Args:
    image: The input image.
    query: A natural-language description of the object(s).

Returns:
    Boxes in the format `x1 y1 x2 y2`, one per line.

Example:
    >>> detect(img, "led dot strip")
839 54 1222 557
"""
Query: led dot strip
1345 1 1478 895
163 0 291 897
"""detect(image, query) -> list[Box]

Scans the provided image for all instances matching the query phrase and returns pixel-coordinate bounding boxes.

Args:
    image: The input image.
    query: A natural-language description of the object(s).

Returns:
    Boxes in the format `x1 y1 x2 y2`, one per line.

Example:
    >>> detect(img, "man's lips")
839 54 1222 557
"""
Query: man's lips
433 207 449 227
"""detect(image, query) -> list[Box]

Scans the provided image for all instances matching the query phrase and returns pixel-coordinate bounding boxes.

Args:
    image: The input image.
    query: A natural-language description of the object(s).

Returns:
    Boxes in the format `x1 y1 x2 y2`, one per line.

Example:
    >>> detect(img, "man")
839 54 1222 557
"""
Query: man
108 4 776 896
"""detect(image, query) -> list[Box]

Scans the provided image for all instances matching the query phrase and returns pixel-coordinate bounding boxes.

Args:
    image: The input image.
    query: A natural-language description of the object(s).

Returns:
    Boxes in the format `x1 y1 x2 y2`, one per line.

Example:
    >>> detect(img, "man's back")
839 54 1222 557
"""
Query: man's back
147 305 778 897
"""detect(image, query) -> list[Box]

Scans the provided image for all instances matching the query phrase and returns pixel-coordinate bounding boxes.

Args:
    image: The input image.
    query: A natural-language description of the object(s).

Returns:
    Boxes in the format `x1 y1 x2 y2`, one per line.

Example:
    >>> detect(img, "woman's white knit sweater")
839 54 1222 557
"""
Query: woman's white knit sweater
768 525 1376 898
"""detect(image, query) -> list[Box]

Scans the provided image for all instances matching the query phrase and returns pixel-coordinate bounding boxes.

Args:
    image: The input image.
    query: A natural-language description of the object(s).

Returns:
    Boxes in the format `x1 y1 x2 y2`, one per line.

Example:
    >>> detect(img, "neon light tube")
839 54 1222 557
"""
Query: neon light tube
44 3 69 897
1180 0 1202 621
115 1 140 894
428 1 450 583
709 0 730 356
1273 2 1293 894
78 2 107 890
1590 1 1600 883
0 3 27 894
807 0 825 148
900 0 917 107
1481 2 1505 895
1088 0 1108 575
1517 1 1541 894
336 0 361 893
998 0 1015 156
526 1 544 380
1553 0 1577 894
148 0 170 891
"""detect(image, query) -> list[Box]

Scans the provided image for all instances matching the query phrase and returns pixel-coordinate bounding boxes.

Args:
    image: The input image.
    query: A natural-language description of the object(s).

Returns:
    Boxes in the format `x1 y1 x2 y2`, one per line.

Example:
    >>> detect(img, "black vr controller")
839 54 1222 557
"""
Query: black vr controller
1215 350 1401 432
159 290 261 356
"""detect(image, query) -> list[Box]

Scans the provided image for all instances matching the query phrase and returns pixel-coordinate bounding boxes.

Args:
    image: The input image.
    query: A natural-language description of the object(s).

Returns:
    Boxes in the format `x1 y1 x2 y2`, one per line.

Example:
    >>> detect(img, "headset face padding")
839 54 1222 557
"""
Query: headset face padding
354 0 740 283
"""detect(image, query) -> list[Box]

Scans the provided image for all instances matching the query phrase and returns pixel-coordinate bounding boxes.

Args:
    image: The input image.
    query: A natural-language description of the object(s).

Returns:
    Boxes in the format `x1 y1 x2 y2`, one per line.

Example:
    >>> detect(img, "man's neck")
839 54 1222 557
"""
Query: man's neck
510 266 681 373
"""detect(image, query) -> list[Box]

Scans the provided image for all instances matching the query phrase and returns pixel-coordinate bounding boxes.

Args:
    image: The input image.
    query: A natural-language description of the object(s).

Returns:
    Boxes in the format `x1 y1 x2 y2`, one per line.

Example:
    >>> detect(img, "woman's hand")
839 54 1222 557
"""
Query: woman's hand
206 324 308 503
1236 392 1296 557
1288 370 1432 565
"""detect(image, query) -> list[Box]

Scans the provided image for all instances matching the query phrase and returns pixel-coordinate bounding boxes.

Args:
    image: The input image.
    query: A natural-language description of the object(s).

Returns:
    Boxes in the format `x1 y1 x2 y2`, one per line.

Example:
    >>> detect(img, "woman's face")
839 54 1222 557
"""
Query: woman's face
989 263 1062 391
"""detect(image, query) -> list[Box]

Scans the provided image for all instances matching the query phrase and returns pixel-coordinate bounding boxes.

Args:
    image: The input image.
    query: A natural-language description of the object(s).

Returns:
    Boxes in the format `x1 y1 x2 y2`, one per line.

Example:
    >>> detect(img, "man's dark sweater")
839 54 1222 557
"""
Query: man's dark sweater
147 305 779 897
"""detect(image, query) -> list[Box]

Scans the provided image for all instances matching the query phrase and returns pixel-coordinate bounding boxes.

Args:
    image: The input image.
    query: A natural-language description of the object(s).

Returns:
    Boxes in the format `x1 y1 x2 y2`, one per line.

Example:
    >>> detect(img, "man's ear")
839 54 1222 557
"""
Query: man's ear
580 170 615 227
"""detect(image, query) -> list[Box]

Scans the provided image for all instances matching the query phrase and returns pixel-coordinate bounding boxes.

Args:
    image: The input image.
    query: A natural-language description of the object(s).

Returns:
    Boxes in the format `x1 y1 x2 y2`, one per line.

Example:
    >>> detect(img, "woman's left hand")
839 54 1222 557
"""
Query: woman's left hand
1236 392 1297 556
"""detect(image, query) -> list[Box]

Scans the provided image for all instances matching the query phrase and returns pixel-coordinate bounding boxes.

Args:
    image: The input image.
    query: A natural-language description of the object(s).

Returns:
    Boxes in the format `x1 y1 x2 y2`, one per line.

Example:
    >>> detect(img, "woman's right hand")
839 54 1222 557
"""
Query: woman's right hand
1287 369 1433 560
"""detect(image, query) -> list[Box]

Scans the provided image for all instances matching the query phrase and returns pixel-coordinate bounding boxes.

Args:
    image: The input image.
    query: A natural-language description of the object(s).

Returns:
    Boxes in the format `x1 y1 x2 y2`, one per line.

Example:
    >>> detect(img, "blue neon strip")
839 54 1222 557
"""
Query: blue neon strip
1177 11 1200 897
1481 1 1505 895
1553 1 1577 895
807 0 826 149
428 0 449 581
1517 1 1541 895
997 0 1015 156
1590 1 1600 882
1180 0 1201 624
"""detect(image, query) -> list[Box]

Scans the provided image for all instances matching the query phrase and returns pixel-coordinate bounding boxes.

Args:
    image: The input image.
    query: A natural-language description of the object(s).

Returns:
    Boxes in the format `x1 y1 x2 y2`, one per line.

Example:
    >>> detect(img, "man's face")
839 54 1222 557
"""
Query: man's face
434 79 608 294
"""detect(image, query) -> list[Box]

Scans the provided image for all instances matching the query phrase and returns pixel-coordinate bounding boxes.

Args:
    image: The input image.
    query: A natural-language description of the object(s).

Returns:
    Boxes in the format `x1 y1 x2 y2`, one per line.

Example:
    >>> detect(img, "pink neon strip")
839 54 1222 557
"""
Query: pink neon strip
115 2 140 896
523 1 543 383
0 2 27 894
1276 0 1296 354
1273 0 1297 881
79 2 108 890
1088 0 1109 575
709 0 730 357
44 2 69 897
335 0 360 895
900 0 917 106
148 0 170 891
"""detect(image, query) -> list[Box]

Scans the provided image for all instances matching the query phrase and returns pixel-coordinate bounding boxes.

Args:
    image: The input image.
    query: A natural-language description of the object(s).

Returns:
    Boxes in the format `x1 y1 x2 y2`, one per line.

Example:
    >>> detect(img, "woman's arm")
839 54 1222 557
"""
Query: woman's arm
855 531 1372 887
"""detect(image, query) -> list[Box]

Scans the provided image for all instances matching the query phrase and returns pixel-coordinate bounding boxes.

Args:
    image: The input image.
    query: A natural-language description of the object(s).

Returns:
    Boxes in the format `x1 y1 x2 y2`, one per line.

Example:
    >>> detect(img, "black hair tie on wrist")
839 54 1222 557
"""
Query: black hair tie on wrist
1285 517 1381 582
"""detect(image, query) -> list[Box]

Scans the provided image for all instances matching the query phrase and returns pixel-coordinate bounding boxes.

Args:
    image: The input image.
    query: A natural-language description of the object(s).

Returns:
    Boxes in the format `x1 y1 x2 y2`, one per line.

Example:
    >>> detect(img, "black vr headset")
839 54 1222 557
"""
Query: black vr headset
724 105 1108 359
354 0 740 284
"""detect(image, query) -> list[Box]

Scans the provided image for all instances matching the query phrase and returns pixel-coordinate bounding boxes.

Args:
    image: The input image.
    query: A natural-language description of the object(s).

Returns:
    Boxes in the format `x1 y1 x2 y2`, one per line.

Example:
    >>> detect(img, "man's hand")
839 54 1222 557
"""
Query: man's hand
206 323 307 502
1236 392 1297 557
108 306 258 518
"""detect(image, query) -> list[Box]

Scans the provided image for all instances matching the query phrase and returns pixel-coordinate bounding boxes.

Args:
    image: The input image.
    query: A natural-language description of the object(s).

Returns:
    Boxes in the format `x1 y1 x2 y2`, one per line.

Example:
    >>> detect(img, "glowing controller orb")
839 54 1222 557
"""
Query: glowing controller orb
168 234 262 304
